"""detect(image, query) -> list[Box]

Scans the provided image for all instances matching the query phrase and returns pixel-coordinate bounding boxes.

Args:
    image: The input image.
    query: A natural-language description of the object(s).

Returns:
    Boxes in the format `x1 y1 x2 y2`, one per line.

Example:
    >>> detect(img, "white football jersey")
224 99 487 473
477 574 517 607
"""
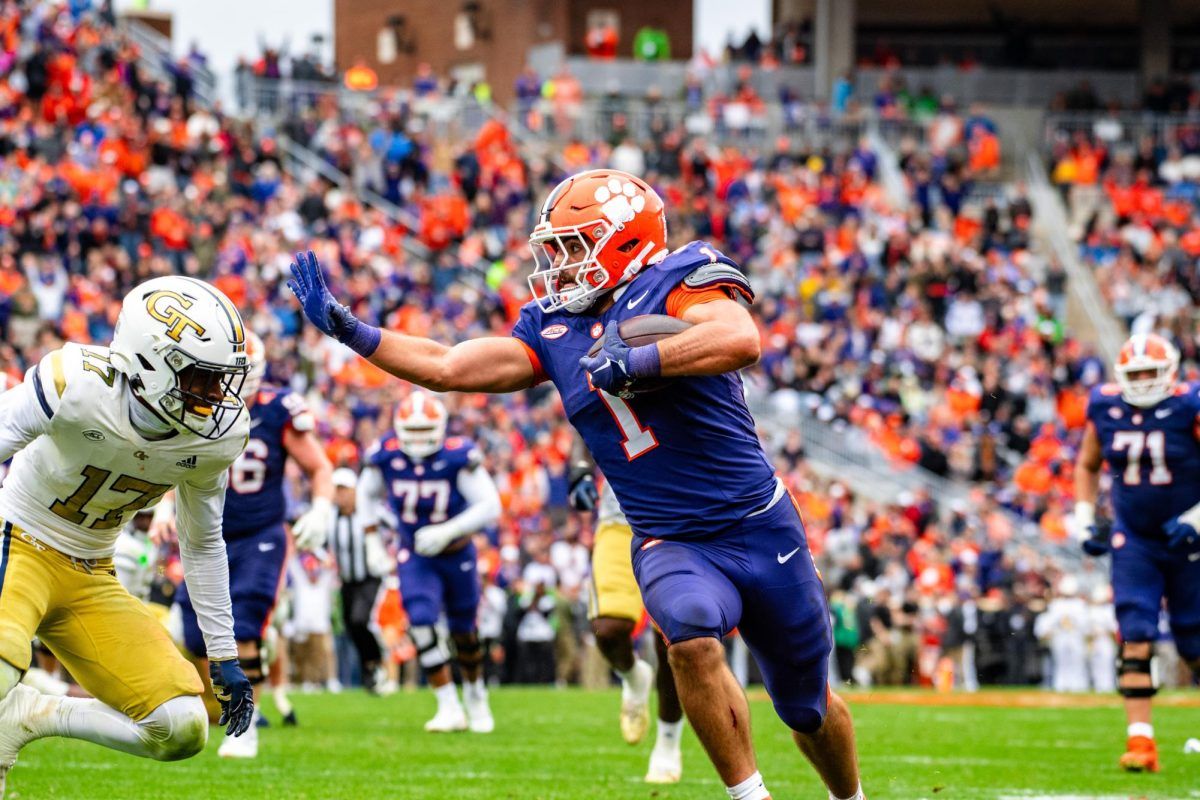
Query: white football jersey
0 343 249 559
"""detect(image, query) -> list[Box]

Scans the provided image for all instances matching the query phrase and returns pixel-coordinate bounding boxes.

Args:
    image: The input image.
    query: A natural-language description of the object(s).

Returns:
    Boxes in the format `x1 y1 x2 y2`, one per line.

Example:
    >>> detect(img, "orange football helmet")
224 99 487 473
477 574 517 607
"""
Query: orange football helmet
394 391 448 459
1115 332 1179 407
528 169 668 313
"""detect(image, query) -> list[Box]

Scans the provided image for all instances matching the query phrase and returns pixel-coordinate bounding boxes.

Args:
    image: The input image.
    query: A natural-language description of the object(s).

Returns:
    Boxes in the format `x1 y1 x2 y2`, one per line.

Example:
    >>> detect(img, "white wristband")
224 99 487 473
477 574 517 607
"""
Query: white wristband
1074 501 1095 530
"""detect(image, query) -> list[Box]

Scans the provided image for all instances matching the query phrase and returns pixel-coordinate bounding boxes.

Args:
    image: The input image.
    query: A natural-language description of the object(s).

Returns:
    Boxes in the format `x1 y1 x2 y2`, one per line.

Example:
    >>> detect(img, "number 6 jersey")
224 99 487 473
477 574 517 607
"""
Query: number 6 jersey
1087 381 1200 538
0 343 249 559
223 385 315 538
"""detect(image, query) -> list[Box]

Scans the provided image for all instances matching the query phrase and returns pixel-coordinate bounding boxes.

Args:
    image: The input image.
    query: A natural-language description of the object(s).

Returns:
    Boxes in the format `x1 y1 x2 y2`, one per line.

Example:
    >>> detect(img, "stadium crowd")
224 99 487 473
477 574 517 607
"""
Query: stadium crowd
0 0 1182 695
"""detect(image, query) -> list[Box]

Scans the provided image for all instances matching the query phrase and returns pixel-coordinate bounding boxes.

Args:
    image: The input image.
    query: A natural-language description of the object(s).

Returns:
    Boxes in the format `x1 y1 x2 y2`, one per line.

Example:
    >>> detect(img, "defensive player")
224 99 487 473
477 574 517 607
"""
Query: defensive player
1076 332 1200 772
0 277 255 796
290 169 863 800
569 441 685 783
172 332 333 758
359 392 501 733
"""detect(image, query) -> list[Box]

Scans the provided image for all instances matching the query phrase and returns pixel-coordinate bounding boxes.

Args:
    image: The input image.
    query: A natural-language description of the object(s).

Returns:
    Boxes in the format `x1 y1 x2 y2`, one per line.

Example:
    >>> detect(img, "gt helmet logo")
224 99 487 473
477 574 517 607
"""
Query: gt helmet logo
145 290 208 343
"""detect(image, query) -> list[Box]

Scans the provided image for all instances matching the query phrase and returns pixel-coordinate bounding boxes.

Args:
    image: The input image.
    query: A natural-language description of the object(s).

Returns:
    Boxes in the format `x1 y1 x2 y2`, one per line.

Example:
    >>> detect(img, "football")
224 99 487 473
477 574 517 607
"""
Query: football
587 314 693 394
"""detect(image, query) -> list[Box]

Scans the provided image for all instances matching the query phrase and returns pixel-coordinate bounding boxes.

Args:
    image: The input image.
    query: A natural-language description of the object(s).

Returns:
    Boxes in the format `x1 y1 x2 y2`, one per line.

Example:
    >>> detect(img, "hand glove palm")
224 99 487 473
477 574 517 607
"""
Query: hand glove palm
209 659 255 737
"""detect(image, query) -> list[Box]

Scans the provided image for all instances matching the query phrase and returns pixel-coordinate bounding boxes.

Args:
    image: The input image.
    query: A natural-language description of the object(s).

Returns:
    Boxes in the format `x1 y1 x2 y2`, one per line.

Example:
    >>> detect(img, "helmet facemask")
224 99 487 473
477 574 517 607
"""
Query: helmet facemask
1116 362 1177 408
528 222 614 314
154 348 248 439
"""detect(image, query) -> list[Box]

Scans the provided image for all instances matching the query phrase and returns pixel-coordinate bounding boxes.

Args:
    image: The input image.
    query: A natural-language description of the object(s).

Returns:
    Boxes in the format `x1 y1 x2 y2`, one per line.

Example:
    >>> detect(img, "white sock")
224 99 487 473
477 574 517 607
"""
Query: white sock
273 685 293 717
830 783 864 800
1128 722 1154 739
726 770 770 800
464 677 487 702
618 658 650 694
655 719 683 752
23 690 206 760
434 681 461 711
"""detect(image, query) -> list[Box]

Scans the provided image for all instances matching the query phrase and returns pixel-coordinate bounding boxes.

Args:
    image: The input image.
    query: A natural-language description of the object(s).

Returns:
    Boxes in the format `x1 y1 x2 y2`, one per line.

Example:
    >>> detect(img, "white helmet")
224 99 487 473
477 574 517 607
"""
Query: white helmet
242 331 267 402
1115 332 1179 408
393 391 448 460
110 276 250 439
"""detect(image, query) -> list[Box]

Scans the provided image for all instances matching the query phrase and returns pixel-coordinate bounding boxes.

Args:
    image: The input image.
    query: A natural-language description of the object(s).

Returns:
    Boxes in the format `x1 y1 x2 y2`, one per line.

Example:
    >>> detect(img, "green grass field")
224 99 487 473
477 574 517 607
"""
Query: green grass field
6 688 1200 799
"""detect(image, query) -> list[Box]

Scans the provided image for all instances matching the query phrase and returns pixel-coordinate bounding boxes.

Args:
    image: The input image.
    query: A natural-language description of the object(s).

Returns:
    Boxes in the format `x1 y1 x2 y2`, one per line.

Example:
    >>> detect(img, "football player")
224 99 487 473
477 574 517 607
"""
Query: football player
569 438 685 783
169 331 333 758
1076 332 1200 773
359 392 501 733
0 277 255 797
290 169 864 800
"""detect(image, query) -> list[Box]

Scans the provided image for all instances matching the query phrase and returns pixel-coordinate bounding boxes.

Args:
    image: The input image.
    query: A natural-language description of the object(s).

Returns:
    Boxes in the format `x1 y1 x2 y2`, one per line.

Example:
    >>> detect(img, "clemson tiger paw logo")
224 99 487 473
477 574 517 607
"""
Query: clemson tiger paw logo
595 179 645 225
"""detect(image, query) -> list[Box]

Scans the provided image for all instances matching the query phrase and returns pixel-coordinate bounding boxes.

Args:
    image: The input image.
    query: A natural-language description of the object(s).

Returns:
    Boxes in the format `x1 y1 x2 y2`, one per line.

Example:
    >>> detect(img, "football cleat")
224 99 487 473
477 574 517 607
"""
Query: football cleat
644 745 683 784
463 685 494 734
619 660 654 745
424 705 468 733
217 714 259 759
0 684 44 797
1119 735 1160 772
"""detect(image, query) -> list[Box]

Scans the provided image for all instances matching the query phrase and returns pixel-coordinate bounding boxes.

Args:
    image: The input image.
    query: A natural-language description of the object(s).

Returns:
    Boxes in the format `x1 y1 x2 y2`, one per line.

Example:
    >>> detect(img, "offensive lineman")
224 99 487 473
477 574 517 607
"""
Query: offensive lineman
172 331 333 758
360 392 501 733
0 277 255 796
569 441 685 783
290 168 863 800
1076 332 1200 772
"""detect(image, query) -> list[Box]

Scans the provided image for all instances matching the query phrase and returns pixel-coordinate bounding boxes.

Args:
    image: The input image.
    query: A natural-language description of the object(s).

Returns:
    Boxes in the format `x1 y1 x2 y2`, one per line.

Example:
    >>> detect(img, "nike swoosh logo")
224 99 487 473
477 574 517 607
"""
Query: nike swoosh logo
592 358 612 373
626 290 650 310
258 543 276 552
1156 409 1172 418
777 547 801 564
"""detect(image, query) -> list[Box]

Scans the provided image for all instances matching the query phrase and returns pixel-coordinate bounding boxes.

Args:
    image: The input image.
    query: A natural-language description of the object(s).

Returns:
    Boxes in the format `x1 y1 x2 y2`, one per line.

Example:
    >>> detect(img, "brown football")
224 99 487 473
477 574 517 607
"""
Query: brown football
586 314 692 394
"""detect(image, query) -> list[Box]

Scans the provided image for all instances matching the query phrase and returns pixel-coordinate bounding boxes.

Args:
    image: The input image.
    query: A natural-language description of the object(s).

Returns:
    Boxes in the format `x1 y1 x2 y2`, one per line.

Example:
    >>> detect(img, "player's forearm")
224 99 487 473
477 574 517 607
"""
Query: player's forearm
1074 466 1101 506
655 321 761 377
368 331 533 393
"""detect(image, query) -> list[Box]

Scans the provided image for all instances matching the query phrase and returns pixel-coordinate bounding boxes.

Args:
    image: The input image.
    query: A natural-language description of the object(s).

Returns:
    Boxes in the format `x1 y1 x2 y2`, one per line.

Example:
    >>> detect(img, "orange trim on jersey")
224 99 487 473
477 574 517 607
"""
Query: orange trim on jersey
1099 383 1122 396
665 283 745 318
519 340 548 384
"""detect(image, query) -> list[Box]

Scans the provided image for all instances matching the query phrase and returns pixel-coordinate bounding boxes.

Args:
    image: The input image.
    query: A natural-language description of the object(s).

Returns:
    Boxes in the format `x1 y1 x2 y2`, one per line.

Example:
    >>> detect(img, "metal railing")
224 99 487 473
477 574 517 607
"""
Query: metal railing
1025 152 1125 364
119 18 217 109
1042 111 1200 151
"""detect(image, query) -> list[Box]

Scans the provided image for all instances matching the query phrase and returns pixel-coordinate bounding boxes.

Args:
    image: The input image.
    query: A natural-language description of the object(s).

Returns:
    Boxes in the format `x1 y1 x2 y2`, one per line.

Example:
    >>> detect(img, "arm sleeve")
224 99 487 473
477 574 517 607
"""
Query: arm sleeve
0 365 56 463
175 467 237 660
438 465 501 538
357 465 392 528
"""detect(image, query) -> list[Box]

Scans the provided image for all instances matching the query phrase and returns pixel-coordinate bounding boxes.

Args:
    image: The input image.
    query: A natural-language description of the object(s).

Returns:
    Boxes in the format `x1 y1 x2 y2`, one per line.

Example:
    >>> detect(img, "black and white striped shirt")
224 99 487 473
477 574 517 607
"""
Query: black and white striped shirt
331 509 376 584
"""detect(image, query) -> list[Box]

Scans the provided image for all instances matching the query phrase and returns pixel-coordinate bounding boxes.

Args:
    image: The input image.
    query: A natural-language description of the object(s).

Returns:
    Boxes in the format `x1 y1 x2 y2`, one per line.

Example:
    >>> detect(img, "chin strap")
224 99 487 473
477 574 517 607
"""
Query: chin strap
126 390 177 439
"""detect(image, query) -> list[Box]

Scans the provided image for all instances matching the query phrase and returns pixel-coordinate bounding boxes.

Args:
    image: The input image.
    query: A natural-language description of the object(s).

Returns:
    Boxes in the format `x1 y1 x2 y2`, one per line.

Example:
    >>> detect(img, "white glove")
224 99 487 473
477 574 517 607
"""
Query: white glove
1072 501 1096 541
292 498 333 552
414 522 461 557
365 532 394 577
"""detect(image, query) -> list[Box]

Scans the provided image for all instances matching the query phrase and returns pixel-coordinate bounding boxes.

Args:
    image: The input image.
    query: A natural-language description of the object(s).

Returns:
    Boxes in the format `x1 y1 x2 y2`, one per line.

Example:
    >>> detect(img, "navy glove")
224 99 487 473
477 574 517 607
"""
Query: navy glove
209 659 255 737
568 472 598 512
1081 517 1112 558
1164 515 1200 555
287 250 381 357
579 321 660 399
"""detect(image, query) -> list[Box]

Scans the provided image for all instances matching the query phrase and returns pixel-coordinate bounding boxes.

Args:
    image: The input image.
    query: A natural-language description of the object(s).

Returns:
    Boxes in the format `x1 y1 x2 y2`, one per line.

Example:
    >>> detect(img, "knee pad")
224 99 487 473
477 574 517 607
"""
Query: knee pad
141 695 208 761
667 593 727 637
410 625 450 671
777 702 825 735
0 660 20 703
452 632 482 667
1117 641 1158 699
239 654 266 686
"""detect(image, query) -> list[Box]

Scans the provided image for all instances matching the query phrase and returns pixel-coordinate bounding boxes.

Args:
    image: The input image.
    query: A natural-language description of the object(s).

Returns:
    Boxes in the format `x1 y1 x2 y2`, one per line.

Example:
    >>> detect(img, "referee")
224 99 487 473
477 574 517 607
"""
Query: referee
329 468 392 693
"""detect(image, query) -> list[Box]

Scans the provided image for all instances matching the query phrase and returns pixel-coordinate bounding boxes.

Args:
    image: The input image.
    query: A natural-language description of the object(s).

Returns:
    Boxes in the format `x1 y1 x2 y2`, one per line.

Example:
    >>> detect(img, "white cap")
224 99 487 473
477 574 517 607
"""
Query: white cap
332 468 358 489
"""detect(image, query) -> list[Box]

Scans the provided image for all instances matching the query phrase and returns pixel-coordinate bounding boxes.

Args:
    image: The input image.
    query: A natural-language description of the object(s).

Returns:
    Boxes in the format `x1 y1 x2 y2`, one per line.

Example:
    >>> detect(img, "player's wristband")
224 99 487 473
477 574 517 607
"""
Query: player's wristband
1073 501 1095 530
627 343 661 379
341 317 382 358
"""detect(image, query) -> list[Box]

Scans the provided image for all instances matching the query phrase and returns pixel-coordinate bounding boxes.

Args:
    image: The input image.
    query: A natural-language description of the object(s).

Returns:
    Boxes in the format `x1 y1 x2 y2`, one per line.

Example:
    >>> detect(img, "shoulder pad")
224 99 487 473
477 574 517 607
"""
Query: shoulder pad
683 261 754 296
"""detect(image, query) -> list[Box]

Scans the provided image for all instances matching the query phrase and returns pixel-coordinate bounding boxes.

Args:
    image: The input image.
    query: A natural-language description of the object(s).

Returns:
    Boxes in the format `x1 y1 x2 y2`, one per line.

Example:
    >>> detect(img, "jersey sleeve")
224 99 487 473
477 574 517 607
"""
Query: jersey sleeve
510 304 548 384
0 362 55 463
175 466 237 660
278 390 316 433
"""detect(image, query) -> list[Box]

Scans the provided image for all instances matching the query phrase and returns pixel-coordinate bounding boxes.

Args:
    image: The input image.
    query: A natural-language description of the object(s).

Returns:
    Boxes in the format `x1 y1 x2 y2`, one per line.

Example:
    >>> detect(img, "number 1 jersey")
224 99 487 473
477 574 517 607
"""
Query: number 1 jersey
511 241 777 540
1087 381 1200 538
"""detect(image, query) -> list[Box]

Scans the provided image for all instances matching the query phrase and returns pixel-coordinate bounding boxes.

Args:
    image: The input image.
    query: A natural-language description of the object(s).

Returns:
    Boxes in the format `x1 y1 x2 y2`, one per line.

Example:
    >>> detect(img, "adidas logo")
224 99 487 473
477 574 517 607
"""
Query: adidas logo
176 455 198 469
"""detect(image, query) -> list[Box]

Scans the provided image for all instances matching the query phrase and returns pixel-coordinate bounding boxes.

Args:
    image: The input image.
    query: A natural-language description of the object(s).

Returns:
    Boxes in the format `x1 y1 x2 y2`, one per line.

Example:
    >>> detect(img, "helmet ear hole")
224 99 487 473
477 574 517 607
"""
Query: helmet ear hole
136 354 156 371
617 238 641 253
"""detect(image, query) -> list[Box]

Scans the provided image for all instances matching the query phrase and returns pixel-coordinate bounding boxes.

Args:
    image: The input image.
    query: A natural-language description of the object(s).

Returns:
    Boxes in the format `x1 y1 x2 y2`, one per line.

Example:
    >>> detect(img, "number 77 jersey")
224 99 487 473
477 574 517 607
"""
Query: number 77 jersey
1087 381 1200 538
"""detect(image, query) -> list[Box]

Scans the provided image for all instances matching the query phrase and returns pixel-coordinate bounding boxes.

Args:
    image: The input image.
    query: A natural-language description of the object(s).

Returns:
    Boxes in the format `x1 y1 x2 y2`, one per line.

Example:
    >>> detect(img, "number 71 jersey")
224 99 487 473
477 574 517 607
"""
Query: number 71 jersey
1087 381 1200 538
0 344 248 559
